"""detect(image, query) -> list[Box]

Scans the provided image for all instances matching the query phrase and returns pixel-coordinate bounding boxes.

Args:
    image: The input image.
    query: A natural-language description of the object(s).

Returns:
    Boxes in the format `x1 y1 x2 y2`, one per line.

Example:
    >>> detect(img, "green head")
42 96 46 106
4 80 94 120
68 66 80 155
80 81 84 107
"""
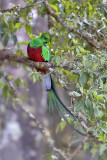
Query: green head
40 32 51 44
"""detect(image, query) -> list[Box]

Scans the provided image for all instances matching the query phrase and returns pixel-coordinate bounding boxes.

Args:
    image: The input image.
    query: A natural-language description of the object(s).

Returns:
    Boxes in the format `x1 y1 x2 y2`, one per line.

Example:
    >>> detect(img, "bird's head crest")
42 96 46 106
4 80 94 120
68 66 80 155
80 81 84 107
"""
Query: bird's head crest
40 32 51 44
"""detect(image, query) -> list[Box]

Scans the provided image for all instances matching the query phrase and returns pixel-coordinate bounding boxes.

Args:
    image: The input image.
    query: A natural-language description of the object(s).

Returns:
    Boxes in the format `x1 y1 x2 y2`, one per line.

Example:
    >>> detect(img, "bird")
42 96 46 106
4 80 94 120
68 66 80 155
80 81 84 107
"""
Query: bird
27 32 86 136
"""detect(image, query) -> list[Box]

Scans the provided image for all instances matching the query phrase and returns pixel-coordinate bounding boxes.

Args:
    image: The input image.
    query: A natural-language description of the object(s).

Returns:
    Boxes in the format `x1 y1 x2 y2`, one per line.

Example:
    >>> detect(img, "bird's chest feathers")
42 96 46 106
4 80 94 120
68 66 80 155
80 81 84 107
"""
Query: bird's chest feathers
27 44 50 62
27 45 46 62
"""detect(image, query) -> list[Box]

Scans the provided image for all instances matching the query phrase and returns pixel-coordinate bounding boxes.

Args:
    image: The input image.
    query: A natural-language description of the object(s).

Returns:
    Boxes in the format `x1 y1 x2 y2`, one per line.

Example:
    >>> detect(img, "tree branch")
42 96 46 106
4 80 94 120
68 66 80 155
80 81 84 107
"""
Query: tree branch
0 0 44 13
0 49 52 70
43 0 107 50
0 49 78 73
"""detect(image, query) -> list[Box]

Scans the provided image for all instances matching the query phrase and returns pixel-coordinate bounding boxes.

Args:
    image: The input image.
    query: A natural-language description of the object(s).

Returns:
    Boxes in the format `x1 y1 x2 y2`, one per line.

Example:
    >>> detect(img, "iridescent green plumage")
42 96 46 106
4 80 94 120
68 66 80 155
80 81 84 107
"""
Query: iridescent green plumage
41 46 50 61
29 33 51 61
48 76 86 136
30 38 44 48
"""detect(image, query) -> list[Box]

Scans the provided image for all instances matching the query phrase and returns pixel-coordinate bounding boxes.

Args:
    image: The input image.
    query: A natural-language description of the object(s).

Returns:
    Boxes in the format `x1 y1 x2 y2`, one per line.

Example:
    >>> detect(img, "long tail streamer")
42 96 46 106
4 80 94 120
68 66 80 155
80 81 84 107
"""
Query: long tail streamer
48 75 86 136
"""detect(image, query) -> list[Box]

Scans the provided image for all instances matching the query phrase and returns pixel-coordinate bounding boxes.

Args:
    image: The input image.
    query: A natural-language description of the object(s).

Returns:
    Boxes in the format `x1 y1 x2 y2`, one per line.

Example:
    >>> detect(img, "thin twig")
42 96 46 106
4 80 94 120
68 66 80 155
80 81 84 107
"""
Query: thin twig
97 18 106 33
0 0 44 13
66 137 88 160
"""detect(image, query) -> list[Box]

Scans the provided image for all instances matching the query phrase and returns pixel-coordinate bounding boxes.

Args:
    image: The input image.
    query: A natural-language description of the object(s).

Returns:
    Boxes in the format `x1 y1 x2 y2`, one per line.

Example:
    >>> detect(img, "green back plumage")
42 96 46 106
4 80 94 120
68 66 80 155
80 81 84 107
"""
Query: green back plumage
30 38 44 48
42 46 50 61
29 33 51 62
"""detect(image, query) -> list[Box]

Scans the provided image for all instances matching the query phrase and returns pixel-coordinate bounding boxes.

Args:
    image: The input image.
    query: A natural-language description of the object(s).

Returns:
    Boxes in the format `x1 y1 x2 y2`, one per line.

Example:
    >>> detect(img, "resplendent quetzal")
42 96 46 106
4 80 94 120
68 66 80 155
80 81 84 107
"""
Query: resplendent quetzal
27 32 85 136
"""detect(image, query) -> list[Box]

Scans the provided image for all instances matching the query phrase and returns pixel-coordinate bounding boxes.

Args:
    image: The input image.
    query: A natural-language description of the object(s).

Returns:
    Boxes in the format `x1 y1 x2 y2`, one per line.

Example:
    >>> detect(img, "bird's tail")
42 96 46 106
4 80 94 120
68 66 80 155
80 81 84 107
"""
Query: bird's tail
42 73 86 136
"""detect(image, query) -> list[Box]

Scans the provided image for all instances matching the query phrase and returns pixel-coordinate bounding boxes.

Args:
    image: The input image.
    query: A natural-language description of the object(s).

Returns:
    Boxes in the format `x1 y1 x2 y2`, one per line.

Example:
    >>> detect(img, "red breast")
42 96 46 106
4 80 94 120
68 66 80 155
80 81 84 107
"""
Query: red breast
27 44 47 73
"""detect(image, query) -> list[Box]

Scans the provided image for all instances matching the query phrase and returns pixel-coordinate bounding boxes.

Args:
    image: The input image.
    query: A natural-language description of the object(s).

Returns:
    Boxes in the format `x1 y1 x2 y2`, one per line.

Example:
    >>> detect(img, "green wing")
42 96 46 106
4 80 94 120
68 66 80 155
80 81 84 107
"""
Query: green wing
41 46 50 62
29 38 43 48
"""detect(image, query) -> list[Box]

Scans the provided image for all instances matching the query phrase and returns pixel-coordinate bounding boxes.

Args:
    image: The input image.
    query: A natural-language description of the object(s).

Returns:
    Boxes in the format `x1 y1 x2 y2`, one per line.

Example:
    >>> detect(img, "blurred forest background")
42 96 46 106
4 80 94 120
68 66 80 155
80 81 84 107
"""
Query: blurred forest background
0 0 107 160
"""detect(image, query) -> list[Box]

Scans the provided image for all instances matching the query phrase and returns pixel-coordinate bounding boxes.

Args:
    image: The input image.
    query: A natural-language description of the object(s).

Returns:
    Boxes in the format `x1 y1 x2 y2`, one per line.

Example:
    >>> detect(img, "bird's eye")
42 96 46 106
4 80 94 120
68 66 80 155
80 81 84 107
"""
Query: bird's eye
44 37 47 40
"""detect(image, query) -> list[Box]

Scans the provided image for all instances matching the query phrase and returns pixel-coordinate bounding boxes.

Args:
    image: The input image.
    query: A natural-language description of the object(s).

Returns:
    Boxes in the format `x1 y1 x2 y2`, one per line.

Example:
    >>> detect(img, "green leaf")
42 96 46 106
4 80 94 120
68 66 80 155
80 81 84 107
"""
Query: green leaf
2 35 9 47
84 143 89 152
15 22 20 28
14 78 22 87
72 91 81 97
80 86 83 94
2 85 9 100
56 120 66 133
28 17 33 20
28 34 36 39
102 152 107 160
99 79 103 88
79 72 89 87
99 124 107 133
20 41 30 45
105 101 107 112
74 100 84 112
94 107 103 118
29 0 34 5
96 95 104 100
0 81 4 87
11 34 17 45
8 75 14 80
99 74 107 79
85 99 91 108
32 74 37 83
56 56 62 65
91 146 97 157
0 23 4 34
25 23 32 35
99 144 106 155
50 4 58 14
0 73 3 79
88 4 92 10
103 52 107 57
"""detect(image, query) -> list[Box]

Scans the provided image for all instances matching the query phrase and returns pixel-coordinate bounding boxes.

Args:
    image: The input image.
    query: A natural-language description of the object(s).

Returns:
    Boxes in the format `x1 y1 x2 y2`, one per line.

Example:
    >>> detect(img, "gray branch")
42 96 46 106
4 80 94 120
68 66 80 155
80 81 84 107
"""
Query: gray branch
43 0 107 50
0 49 52 70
